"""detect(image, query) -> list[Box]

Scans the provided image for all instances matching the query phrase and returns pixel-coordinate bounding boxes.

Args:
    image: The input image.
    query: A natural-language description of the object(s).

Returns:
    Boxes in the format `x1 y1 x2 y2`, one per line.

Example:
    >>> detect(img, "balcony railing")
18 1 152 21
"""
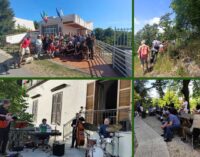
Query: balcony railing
96 40 132 77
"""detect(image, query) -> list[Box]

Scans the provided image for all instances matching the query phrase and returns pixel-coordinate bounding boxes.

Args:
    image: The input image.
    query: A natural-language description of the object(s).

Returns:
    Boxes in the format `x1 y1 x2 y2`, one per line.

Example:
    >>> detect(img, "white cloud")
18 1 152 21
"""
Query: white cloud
134 17 140 25
146 17 160 25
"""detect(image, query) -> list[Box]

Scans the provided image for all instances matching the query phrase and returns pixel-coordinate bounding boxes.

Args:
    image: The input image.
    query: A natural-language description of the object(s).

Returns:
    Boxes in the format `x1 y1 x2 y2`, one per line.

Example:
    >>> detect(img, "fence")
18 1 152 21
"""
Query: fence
114 28 132 49
96 40 132 77
63 108 132 141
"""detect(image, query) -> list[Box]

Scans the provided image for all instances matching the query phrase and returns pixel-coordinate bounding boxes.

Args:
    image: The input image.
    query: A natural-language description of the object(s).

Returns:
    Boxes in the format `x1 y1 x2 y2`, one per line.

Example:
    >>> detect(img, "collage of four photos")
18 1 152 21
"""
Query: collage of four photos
1 0 200 157
0 0 132 157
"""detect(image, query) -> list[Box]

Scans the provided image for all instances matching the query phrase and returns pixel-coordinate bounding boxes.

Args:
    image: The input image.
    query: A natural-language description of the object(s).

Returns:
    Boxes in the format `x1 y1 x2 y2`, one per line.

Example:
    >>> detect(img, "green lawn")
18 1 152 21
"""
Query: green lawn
26 59 90 77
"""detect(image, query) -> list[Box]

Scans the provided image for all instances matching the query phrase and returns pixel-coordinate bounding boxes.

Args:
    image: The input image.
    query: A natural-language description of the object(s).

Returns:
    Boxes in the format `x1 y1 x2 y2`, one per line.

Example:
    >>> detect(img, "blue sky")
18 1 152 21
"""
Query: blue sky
134 0 172 33
10 0 132 29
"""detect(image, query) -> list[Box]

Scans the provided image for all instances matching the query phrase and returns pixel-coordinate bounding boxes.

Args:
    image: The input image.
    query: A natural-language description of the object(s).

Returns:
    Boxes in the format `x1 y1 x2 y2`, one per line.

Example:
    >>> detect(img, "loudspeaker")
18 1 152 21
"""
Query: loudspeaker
53 143 65 156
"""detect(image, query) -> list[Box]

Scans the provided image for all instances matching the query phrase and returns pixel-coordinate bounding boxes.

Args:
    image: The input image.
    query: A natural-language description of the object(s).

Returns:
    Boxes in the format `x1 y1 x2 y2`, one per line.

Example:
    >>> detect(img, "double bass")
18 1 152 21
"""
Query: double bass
75 108 85 146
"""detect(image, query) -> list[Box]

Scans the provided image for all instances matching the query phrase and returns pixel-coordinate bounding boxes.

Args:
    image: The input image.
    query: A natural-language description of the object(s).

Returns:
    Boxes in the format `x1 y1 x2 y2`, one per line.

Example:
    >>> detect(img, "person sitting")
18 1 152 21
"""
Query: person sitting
37 119 51 150
66 41 75 55
47 42 56 58
75 42 83 59
99 118 113 139
161 111 180 142
181 113 200 148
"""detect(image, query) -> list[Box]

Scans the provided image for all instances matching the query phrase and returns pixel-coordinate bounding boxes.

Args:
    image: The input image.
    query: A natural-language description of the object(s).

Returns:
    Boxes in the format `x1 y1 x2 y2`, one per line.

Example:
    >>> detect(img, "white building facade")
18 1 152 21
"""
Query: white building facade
14 17 35 31
39 14 93 35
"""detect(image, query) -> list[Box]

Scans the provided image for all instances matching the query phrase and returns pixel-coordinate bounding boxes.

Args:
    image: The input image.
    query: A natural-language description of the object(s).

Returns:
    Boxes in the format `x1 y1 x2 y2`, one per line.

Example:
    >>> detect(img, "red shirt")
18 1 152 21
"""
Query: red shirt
21 38 31 48
48 44 56 52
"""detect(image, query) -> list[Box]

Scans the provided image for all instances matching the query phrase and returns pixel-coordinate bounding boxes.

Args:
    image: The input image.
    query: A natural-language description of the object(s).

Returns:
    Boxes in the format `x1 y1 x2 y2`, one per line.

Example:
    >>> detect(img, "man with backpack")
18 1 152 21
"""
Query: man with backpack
150 39 161 67
137 40 150 75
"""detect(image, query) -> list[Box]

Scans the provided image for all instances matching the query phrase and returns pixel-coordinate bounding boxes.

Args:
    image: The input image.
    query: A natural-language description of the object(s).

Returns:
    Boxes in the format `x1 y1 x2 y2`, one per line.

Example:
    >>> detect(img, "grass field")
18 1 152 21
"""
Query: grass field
134 53 189 77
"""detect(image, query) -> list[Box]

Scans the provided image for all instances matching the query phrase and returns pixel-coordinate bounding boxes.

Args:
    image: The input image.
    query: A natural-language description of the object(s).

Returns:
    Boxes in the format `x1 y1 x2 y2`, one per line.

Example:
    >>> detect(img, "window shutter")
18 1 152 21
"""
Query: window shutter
85 82 95 123
117 80 132 122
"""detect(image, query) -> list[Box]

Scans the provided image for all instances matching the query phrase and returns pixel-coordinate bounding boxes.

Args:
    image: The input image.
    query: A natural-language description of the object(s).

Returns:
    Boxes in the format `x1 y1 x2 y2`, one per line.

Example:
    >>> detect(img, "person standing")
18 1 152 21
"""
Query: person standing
0 100 13 155
35 35 43 58
20 36 31 66
71 113 85 148
86 35 95 60
137 40 150 75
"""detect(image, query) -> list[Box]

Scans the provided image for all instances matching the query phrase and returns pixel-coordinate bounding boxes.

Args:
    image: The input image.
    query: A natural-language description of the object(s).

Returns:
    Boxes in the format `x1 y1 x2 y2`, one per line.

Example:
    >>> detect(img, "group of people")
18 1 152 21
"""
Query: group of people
137 39 167 75
19 33 96 66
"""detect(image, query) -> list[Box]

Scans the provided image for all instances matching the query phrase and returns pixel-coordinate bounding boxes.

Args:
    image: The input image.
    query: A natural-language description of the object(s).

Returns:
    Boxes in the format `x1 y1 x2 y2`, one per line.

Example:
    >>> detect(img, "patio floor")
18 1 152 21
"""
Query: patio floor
51 54 119 77
9 143 85 157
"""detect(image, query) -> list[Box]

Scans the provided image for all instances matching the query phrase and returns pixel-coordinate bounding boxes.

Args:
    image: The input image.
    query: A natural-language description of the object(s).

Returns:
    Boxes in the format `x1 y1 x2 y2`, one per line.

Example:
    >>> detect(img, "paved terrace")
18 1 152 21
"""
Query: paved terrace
134 117 170 157
9 143 85 157
51 52 119 77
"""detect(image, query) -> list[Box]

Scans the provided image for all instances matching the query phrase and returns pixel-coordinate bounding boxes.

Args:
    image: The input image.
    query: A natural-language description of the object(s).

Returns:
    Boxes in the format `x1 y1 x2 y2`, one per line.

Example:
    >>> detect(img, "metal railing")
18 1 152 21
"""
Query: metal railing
63 116 75 141
62 108 132 141
114 28 132 49
96 40 132 77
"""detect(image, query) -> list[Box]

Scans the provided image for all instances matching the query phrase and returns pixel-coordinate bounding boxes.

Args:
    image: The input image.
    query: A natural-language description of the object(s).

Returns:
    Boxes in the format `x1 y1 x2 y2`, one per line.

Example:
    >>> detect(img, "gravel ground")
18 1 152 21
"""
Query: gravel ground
143 116 200 157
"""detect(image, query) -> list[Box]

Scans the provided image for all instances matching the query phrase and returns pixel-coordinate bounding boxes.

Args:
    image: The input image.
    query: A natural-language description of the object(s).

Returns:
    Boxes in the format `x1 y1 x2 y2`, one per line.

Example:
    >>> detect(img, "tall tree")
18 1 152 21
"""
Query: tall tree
151 80 168 98
0 0 15 36
181 80 191 111
0 80 33 122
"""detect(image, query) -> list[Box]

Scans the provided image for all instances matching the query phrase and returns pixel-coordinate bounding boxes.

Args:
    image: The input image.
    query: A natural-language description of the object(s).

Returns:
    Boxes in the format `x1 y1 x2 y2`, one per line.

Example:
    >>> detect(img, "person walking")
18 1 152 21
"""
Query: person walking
137 40 150 75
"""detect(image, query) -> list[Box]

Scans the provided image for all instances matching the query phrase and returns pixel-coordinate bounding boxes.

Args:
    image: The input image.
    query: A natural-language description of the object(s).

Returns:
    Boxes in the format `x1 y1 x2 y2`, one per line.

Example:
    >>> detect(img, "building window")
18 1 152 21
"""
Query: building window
32 100 38 122
51 92 63 125
42 25 58 35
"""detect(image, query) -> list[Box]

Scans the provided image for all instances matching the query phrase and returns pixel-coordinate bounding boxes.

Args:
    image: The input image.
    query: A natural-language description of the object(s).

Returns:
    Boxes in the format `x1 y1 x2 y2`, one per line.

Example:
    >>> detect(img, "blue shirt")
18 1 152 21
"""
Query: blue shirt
168 114 180 126
99 124 110 138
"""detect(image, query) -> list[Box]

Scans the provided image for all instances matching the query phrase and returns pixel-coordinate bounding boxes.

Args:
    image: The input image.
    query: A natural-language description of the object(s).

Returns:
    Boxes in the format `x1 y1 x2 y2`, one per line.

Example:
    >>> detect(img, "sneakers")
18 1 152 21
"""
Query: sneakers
164 138 172 142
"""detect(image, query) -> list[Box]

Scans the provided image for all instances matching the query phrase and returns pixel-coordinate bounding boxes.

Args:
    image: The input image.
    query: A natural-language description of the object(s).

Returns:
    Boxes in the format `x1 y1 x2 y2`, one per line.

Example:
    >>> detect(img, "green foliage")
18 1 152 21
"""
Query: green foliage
0 80 33 122
34 21 39 30
152 90 181 109
94 27 132 46
0 0 15 36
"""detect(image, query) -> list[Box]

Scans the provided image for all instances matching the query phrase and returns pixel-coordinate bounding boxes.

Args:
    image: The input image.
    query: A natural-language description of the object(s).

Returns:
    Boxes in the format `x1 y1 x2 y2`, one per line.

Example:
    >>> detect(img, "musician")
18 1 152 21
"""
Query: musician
0 100 13 155
38 119 51 146
99 118 113 139
71 113 85 148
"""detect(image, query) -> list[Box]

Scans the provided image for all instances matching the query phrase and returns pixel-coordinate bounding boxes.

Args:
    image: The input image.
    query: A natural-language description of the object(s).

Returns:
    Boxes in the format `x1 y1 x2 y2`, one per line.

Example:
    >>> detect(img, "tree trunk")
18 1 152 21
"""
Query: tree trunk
181 80 190 112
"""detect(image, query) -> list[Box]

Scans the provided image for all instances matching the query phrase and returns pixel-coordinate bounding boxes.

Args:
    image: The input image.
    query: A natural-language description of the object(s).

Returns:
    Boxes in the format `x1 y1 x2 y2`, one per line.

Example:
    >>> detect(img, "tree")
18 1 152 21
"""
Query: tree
181 80 191 112
0 0 15 36
151 80 168 98
0 80 33 122
34 21 39 30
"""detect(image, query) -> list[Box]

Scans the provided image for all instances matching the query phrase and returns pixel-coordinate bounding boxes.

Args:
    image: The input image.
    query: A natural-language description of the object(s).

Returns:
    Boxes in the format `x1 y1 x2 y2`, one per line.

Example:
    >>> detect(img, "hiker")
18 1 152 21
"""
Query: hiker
161 111 180 142
137 40 150 74
86 34 95 60
150 39 161 67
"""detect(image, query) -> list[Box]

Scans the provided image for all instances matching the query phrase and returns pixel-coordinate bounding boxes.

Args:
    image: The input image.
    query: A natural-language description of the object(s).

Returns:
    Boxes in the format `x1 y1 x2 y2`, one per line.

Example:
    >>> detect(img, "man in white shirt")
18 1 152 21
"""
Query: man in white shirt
35 35 43 58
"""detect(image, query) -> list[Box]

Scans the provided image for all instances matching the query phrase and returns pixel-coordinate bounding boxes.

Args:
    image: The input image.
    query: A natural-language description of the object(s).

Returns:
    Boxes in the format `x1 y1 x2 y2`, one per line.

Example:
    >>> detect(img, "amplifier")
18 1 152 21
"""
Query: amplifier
53 143 65 156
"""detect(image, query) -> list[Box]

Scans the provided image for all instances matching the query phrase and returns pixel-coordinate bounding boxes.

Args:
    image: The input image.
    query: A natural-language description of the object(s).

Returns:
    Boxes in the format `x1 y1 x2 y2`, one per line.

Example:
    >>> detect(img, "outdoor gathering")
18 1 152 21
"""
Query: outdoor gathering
0 0 132 78
0 79 132 157
134 0 200 77
134 80 200 157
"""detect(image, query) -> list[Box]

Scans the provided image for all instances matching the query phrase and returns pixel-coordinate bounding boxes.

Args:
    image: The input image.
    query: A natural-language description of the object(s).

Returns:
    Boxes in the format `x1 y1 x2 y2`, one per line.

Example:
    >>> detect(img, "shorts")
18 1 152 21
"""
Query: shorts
140 58 148 65
21 47 30 56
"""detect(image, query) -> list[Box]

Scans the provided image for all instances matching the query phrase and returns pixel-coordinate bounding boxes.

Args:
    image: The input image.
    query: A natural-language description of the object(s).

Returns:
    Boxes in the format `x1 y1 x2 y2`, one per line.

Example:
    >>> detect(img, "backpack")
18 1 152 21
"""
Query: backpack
140 45 148 58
